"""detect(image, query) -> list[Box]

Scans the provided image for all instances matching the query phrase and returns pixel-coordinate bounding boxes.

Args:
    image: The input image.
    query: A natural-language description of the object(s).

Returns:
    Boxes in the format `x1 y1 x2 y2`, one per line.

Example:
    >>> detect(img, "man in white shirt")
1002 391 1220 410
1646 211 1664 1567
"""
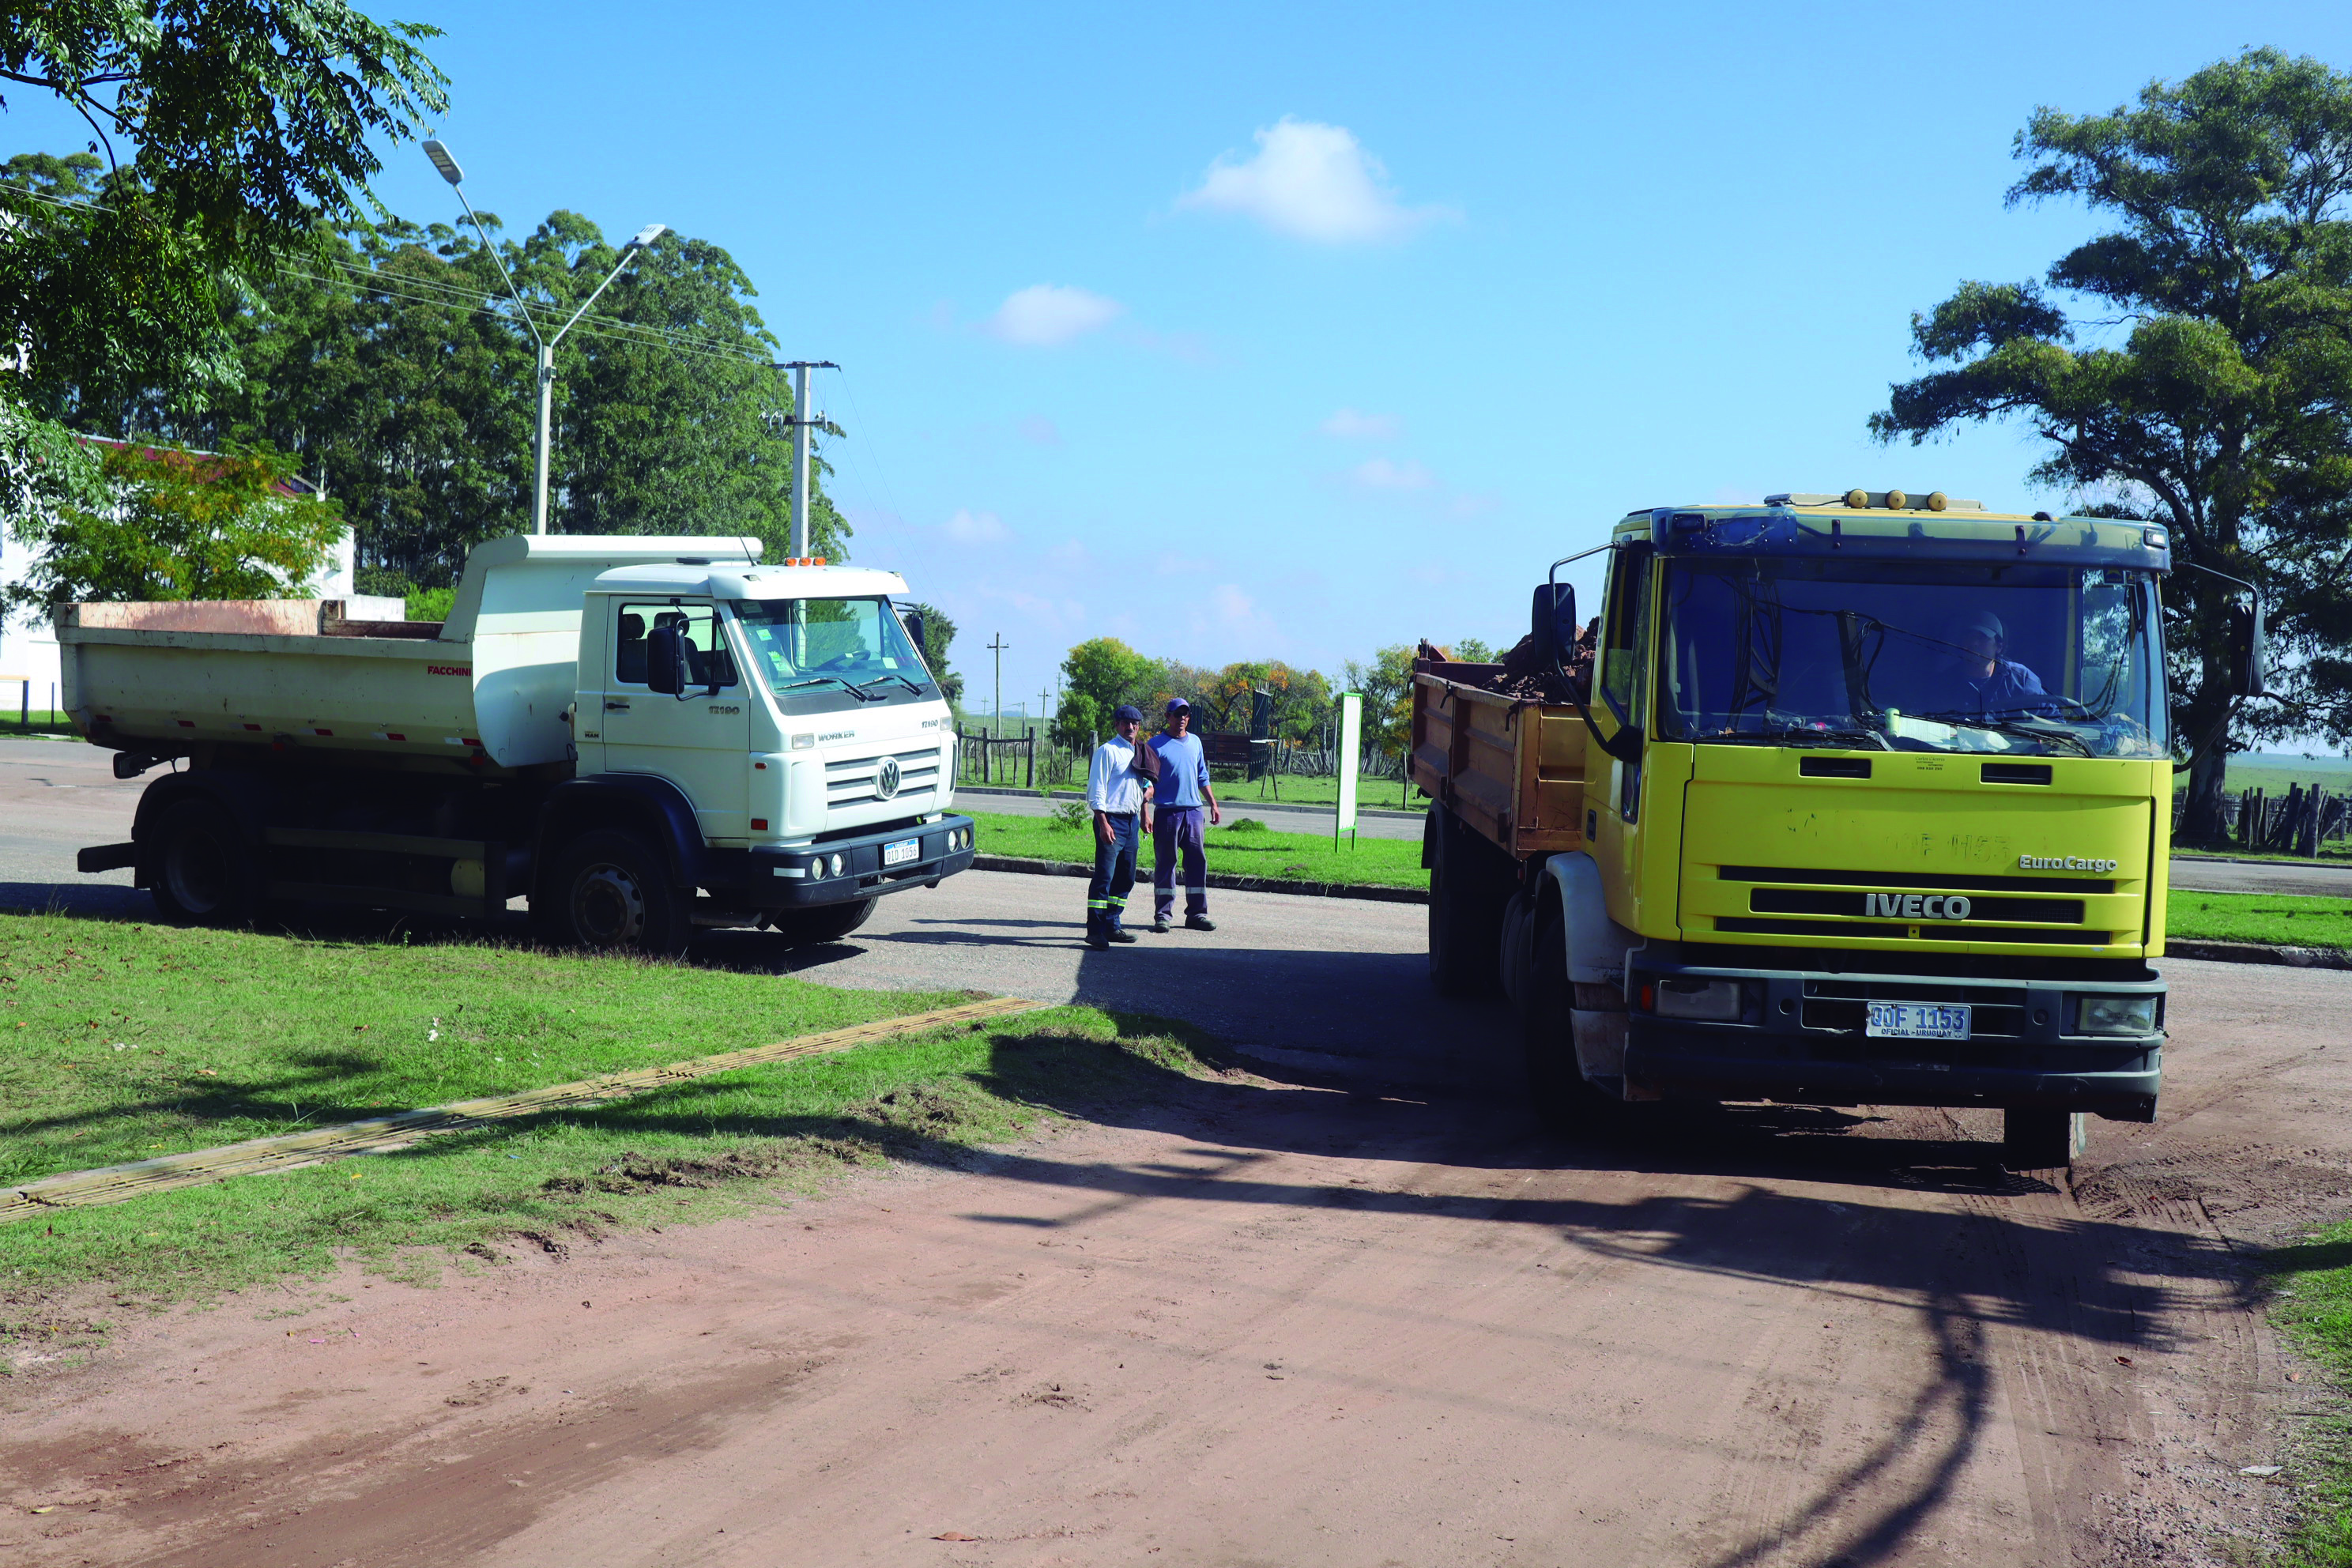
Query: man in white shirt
1083 703 1152 950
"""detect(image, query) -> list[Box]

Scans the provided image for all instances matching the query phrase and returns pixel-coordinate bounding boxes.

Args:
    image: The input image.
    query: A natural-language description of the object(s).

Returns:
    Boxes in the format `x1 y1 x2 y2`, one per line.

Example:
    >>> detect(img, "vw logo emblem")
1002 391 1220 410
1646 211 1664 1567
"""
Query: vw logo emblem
876 756 901 799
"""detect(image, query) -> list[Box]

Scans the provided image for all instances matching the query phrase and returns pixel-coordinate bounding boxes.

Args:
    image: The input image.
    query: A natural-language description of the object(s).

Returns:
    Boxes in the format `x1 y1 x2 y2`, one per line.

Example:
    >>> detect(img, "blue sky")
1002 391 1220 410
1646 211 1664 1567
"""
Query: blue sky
15 2 2352 719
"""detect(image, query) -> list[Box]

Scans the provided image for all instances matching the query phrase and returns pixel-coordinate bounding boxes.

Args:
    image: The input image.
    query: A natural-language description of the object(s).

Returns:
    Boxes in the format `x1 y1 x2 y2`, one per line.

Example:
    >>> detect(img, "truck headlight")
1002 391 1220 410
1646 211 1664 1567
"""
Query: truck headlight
2076 996 2158 1035
828 853 846 878
1654 978 1742 1022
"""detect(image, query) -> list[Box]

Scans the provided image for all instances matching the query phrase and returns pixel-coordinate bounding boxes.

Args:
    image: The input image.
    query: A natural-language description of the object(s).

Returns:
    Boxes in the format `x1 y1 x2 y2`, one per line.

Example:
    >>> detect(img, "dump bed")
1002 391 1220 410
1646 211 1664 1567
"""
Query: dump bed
1408 651 1589 859
59 534 760 772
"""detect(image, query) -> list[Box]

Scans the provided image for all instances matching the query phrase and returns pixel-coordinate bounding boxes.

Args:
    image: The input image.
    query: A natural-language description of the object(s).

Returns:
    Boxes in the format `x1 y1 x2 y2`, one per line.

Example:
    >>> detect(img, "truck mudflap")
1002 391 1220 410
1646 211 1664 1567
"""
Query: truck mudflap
703 816 977 909
1619 953 2163 1121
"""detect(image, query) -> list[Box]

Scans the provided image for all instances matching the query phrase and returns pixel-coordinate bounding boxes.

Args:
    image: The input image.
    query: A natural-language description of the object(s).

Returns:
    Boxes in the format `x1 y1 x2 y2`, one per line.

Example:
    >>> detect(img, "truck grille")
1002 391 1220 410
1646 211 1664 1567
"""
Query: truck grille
826 746 941 807
1701 862 2130 948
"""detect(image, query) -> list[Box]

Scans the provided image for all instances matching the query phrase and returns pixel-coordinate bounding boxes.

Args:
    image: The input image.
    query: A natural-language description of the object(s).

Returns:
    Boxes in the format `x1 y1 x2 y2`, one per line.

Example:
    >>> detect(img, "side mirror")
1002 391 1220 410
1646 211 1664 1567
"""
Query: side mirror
1529 581 1578 664
901 608 927 661
646 624 688 695
2232 599 2267 699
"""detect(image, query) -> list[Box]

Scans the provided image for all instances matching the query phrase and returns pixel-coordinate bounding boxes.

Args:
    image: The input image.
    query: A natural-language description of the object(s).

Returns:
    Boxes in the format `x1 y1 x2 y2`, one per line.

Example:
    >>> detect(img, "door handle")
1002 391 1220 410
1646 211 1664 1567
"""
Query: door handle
605 699 631 711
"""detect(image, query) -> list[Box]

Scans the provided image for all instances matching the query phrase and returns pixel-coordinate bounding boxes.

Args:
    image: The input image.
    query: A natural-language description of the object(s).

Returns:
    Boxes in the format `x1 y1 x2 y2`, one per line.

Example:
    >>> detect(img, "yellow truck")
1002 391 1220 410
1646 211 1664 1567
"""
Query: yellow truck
1412 491 2203 1169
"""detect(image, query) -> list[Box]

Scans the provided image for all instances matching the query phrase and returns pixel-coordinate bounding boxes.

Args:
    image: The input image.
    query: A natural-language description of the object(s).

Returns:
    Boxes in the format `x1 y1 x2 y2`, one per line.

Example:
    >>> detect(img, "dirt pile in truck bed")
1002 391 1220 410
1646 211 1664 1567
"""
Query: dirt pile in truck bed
1421 622 1596 703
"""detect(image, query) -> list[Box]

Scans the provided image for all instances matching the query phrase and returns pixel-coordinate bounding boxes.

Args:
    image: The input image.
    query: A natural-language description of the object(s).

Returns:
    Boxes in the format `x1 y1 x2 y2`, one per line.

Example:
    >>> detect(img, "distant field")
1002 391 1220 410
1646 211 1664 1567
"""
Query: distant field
966 808 1426 890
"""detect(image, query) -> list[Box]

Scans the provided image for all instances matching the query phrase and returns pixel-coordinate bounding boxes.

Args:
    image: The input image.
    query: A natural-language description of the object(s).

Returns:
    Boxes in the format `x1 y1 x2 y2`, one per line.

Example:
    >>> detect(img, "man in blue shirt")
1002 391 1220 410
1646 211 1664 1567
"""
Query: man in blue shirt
1082 704 1152 950
1947 611 2056 717
1143 697 1221 933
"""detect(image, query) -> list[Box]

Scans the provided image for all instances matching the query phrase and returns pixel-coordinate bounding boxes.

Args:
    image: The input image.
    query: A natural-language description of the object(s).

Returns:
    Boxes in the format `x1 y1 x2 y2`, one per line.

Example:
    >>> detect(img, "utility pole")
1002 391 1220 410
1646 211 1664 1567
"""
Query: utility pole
775 360 838 558
987 634 1008 738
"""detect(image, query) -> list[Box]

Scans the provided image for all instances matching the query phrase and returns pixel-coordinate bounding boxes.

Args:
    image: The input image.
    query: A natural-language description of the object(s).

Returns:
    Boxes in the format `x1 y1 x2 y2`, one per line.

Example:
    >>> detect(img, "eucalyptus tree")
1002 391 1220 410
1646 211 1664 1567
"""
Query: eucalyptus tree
1872 48 2352 840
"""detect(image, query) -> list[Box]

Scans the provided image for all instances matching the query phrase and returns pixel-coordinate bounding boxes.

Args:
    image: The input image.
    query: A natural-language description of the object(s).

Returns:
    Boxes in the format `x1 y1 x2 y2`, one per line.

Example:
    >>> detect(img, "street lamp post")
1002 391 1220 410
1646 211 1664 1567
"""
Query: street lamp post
422 138 665 536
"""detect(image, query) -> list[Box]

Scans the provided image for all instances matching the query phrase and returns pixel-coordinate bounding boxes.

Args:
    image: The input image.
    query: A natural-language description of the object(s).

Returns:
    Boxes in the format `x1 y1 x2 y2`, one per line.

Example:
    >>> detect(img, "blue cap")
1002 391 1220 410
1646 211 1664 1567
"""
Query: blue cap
1165 697 1190 714
1114 703 1144 723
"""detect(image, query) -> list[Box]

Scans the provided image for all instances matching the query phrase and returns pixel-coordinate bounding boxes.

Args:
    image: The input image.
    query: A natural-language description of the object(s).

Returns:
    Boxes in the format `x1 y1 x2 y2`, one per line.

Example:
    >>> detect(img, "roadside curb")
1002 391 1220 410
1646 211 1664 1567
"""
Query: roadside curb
970 854 1430 906
2166 938 2352 971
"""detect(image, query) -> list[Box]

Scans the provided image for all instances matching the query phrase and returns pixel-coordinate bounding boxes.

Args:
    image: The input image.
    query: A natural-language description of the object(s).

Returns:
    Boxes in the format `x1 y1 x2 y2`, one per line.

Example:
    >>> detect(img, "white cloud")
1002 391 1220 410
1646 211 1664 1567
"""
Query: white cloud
984 285 1123 346
944 508 1008 544
1321 408 1402 440
1178 119 1452 243
1349 457 1436 491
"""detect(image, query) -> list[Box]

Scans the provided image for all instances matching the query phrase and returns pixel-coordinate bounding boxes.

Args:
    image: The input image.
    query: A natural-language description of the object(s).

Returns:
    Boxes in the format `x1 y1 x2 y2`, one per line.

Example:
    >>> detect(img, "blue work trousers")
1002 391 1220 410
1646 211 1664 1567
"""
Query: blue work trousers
1153 806 1208 921
1086 812 1140 939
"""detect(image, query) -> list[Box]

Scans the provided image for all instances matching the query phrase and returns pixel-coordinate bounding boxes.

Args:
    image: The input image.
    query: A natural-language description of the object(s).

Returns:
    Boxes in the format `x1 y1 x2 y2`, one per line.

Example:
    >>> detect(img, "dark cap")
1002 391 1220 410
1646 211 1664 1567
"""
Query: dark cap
1114 703 1144 723
1958 611 2005 640
1165 697 1190 714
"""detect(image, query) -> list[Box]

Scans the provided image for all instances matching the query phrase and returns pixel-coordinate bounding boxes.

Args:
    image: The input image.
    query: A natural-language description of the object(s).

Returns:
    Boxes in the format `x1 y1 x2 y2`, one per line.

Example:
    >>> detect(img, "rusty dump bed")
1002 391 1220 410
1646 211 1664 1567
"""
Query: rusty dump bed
1409 653 1589 858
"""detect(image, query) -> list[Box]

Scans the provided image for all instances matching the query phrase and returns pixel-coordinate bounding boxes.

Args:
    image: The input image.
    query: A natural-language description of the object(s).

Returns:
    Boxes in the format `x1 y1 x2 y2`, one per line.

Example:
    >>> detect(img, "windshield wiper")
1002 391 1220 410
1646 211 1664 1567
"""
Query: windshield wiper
850 672 926 699
1907 710 2094 757
1704 724 1890 750
775 675 880 703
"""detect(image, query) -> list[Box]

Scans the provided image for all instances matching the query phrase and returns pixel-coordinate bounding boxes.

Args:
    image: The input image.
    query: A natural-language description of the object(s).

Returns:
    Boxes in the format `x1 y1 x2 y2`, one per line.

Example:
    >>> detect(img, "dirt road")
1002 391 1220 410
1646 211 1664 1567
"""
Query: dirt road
6 737 2352 1564
7 956 2350 1566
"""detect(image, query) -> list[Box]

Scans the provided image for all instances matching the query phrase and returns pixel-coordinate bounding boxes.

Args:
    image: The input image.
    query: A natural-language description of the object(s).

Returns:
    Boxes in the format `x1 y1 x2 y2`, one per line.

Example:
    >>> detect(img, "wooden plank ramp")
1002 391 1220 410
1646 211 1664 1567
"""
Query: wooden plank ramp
2 995 1048 1223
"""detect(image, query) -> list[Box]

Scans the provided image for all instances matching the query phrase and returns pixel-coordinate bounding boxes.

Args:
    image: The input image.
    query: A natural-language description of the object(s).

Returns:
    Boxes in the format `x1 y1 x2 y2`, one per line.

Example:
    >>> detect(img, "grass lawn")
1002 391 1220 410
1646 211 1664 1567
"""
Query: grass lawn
2267 1225 2352 1566
0 913 1216 1343
967 808 1427 891
0 709 74 738
2166 893 2352 952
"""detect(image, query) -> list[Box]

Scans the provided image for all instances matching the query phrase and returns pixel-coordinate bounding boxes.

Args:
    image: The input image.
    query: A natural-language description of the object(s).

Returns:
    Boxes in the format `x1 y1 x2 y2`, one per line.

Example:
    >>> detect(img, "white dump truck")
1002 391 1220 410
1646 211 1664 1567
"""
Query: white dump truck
63 535 976 951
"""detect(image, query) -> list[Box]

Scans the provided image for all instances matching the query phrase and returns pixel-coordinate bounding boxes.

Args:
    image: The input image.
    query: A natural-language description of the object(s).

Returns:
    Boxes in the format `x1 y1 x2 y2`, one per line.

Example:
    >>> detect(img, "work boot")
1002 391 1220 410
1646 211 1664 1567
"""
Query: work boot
1107 929 1139 944
1085 935 1110 951
1185 915 1217 932
1150 918 1170 933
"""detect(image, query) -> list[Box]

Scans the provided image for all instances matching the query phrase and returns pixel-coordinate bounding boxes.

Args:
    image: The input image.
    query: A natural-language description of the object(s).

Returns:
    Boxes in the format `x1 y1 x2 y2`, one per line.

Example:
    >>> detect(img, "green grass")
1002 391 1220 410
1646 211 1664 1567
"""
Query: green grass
2266 1224 2352 1566
0 914 1219 1339
0 707 74 737
967 807 1428 890
2166 893 2352 952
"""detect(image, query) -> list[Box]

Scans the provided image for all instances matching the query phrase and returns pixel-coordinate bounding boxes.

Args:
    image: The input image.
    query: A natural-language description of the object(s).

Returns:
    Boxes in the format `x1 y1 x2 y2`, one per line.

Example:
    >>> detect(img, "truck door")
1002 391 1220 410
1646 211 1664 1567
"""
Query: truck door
1589 544 1653 926
599 598 752 841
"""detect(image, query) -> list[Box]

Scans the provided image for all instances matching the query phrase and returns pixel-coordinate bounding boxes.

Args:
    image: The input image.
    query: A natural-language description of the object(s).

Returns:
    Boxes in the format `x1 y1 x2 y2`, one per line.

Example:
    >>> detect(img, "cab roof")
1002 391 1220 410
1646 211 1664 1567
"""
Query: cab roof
1608 498 2170 571
591 562 911 600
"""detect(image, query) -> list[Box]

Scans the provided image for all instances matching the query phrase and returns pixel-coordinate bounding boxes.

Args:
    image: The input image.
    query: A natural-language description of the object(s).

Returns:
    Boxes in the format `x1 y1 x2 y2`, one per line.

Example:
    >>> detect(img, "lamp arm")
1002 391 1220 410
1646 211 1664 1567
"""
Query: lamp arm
450 186 544 351
550 244 646 352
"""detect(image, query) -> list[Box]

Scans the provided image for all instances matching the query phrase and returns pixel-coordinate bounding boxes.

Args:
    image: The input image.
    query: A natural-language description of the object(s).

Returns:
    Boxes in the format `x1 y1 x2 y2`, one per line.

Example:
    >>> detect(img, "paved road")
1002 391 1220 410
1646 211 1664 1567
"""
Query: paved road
959 783 1426 840
7 734 2352 1563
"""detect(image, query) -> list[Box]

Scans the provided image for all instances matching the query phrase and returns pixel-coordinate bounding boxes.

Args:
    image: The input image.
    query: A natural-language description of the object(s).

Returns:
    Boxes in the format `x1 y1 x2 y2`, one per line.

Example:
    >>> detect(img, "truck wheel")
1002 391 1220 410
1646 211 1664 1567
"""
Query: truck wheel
148 799 259 925
540 829 691 956
2002 1107 2086 1171
1428 806 1507 999
767 899 876 946
1521 903 1610 1132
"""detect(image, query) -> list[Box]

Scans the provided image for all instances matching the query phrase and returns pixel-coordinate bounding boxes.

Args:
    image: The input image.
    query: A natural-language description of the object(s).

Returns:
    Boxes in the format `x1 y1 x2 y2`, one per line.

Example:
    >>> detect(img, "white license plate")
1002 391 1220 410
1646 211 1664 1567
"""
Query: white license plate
1866 1002 1971 1041
883 837 920 867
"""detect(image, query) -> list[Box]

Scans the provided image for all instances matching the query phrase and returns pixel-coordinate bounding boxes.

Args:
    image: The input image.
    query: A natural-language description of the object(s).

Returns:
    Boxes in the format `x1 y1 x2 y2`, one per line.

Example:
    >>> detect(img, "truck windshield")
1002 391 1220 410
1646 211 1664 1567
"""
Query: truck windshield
1657 560 2166 758
729 597 939 714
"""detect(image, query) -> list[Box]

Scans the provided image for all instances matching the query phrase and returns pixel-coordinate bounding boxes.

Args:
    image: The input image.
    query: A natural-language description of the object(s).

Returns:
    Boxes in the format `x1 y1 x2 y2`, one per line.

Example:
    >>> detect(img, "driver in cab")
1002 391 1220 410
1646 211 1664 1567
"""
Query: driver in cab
1943 611 2052 716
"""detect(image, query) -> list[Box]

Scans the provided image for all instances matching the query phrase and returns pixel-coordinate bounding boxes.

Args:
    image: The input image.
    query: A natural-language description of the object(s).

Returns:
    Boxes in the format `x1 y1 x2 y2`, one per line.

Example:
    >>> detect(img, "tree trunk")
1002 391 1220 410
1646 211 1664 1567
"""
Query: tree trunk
2176 646 2237 846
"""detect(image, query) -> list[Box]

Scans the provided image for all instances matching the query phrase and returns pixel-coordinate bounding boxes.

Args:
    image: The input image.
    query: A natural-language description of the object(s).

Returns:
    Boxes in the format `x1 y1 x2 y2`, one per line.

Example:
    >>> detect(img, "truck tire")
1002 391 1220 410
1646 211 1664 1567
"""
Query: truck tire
767 898 876 946
1521 902 1612 1133
2002 1107 2086 1171
538 828 692 956
147 798 260 926
1428 805 1508 999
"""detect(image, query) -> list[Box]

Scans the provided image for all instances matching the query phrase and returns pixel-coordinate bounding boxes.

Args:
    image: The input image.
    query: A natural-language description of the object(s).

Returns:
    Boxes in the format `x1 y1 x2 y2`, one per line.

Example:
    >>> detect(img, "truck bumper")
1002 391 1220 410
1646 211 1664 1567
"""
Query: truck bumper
705 816 977 909
1622 953 2164 1121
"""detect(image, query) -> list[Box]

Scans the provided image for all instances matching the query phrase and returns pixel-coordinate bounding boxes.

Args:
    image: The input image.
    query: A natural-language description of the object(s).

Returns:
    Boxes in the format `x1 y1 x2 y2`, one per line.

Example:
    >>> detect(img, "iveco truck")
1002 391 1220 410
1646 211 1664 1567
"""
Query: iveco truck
1412 492 2188 1169
62 535 976 952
